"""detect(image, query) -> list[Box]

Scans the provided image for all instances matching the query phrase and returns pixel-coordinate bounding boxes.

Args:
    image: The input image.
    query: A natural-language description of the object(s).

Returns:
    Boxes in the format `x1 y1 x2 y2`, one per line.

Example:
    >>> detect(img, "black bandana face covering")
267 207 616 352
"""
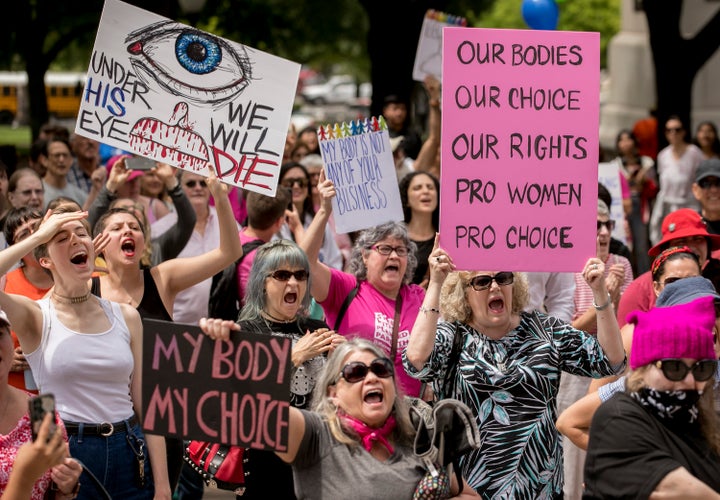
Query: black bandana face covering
631 388 702 425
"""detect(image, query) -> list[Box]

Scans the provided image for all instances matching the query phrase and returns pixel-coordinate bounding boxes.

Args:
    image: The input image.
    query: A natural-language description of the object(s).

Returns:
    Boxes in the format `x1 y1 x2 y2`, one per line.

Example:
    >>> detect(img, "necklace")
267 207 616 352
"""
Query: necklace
261 310 296 324
52 290 92 304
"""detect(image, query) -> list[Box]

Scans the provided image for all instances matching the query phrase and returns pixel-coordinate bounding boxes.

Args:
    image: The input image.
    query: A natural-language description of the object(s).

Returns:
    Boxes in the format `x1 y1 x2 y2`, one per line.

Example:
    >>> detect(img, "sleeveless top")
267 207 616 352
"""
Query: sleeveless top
26 298 135 422
92 267 172 321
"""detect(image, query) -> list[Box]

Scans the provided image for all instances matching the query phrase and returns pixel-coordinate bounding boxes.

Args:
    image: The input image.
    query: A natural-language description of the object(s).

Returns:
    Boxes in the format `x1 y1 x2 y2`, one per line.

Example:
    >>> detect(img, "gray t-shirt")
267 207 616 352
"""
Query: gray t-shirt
292 411 425 499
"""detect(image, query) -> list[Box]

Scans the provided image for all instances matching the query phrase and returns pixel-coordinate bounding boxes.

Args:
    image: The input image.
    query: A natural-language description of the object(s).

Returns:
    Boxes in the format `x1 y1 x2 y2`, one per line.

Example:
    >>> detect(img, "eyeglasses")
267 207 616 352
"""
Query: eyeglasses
597 220 615 232
698 178 720 189
184 180 207 188
337 358 394 384
281 177 308 188
654 359 717 382
468 272 514 291
665 127 683 133
269 269 308 281
370 244 409 257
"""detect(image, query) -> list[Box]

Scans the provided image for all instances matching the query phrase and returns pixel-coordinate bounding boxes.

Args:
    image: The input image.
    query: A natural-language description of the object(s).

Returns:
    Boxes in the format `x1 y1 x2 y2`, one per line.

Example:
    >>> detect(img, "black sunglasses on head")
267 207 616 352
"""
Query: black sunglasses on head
468 272 514 291
654 358 717 382
337 358 394 384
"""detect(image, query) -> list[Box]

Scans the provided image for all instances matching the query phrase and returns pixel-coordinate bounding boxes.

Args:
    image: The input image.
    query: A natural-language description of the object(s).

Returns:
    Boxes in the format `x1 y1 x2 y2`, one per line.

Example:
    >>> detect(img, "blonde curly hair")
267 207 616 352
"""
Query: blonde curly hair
440 271 529 324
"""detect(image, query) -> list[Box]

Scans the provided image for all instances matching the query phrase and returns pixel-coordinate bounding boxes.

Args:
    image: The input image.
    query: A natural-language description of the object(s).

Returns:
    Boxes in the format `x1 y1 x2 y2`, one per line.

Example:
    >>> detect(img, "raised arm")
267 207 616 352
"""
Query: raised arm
406 234 454 370
151 163 197 264
413 76 441 175
154 168 242 302
124 304 171 500
581 258 625 367
298 170 333 303
0 211 89 351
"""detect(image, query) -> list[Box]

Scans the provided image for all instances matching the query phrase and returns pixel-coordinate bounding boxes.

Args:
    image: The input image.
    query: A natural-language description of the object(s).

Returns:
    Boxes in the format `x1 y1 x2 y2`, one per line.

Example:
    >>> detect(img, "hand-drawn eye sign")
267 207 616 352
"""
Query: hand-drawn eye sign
126 20 253 106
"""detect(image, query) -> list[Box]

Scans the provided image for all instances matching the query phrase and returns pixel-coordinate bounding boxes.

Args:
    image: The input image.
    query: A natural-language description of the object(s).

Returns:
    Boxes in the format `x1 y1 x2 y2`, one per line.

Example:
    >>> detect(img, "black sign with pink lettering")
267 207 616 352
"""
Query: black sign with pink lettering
141 319 291 452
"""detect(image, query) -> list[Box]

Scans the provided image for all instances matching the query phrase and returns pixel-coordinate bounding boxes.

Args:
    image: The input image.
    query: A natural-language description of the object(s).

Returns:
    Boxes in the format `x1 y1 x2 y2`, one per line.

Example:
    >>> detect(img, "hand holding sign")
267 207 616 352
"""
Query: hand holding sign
316 169 336 216
582 258 607 294
428 233 456 285
199 316 241 341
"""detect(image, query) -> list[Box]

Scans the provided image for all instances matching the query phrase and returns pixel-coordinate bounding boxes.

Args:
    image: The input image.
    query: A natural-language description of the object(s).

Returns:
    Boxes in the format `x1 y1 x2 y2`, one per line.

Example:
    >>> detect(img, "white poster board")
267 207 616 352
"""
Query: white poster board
598 161 627 244
412 10 467 82
76 0 300 196
318 118 403 233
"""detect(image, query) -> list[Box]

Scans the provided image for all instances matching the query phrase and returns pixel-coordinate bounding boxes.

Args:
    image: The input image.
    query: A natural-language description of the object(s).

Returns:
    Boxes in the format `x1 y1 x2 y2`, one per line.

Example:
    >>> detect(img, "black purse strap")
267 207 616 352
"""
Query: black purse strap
390 292 403 362
333 280 360 331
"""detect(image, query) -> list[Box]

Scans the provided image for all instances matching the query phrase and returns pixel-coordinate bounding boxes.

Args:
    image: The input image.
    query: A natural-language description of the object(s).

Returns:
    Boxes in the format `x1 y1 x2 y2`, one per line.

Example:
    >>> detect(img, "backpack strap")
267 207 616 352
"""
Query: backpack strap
333 280 360 331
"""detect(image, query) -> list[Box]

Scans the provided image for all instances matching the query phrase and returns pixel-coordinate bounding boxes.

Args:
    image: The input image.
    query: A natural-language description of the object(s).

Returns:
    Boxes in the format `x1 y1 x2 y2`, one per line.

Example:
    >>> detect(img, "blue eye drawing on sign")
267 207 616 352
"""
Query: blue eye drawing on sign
126 20 253 106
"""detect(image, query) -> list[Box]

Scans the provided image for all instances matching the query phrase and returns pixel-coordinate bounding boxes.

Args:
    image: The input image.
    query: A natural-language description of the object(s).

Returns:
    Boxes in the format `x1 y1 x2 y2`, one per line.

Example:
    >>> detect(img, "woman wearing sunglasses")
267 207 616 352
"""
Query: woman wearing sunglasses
196 239 344 499
649 115 705 245
404 237 626 498
276 162 343 270
557 275 719 453
195 329 478 499
583 295 720 498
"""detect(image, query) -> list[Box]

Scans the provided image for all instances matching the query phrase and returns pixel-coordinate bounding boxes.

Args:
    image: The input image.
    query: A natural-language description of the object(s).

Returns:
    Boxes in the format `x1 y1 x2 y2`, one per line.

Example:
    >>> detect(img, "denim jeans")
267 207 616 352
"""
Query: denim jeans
67 419 154 499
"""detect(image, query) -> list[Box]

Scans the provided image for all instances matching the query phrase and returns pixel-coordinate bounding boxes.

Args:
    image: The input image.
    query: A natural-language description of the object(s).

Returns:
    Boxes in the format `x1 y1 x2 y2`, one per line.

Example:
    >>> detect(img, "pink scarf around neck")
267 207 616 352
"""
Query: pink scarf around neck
341 413 396 455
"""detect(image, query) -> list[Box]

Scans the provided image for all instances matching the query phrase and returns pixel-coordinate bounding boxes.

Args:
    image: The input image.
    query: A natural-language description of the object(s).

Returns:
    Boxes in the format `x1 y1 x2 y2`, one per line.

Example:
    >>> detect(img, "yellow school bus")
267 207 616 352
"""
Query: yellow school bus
0 71 86 124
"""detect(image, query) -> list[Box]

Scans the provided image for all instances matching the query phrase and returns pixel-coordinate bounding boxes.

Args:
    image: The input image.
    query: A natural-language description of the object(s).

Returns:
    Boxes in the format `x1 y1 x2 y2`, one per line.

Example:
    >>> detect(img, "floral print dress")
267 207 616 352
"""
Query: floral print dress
403 311 620 499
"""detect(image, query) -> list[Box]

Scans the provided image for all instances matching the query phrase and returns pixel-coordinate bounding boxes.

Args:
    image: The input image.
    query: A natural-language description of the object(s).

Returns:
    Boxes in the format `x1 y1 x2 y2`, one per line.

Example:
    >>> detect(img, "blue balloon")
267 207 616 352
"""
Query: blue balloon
522 0 559 30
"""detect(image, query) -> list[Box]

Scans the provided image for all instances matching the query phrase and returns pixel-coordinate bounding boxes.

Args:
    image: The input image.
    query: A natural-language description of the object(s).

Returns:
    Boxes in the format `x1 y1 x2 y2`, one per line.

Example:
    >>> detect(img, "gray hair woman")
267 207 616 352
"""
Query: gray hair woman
405 239 626 497
204 239 344 498
195 330 479 499
300 175 427 397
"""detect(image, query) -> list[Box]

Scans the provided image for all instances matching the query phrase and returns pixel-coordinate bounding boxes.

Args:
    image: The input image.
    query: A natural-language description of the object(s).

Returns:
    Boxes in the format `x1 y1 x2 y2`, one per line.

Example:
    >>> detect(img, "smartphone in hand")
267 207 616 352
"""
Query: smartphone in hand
28 393 56 442
125 157 156 171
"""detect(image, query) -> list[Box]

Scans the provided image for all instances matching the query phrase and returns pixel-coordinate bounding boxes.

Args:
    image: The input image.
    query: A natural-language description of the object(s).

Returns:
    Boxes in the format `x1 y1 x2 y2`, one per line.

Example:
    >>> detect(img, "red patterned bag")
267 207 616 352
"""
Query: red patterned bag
184 441 248 495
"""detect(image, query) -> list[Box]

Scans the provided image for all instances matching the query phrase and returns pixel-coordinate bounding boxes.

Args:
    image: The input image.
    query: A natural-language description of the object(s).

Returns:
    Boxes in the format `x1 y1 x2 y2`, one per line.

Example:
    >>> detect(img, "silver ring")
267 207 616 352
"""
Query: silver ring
592 264 598 270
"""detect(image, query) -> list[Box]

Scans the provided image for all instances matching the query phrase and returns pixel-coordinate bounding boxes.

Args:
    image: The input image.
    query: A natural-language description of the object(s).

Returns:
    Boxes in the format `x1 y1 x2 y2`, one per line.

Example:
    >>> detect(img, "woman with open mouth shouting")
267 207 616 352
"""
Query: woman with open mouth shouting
89 166 242 491
404 239 626 499
194 331 478 499
0 209 172 499
300 171 426 399
197 239 345 498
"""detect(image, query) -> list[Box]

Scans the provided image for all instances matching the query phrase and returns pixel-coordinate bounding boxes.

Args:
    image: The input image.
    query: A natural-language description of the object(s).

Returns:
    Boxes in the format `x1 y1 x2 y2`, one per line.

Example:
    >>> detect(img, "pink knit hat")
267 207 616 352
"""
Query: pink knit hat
628 296 717 369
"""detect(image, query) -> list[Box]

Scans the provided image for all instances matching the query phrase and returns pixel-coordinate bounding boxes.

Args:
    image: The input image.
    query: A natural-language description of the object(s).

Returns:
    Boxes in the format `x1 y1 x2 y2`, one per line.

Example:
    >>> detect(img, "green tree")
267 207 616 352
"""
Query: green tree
476 0 620 67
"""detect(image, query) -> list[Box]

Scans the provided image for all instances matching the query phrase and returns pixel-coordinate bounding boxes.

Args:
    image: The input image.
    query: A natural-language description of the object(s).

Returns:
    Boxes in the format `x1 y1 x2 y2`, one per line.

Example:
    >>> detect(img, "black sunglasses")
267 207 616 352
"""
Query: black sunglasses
281 177 308 188
468 272 514 291
699 178 720 190
337 358 394 384
185 180 207 188
269 269 308 282
597 220 615 232
654 358 717 382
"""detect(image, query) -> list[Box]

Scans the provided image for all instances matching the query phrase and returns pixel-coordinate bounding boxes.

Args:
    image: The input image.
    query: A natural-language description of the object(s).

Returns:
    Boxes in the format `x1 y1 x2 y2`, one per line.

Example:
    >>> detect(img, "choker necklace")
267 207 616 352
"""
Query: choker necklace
261 310 296 324
52 290 92 304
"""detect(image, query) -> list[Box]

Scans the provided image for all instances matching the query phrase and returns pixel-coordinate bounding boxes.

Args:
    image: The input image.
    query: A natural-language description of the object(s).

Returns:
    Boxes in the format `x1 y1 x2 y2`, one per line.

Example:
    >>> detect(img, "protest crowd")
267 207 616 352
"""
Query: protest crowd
1 4 720 500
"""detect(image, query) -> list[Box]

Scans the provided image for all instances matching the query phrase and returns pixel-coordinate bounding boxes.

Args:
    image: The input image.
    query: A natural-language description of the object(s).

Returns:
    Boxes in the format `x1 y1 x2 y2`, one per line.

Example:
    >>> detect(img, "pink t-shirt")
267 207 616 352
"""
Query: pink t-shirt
616 271 655 328
237 231 264 305
321 269 425 397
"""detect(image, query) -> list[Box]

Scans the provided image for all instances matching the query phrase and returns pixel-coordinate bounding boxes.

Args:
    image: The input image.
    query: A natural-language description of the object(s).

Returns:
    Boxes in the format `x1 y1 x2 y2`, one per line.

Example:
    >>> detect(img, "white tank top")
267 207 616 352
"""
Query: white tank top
26 297 135 422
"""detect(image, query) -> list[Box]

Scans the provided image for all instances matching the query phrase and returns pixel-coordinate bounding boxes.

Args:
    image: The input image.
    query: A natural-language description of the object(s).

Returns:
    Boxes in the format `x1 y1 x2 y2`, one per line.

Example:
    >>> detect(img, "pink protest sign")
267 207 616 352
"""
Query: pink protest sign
440 28 599 272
